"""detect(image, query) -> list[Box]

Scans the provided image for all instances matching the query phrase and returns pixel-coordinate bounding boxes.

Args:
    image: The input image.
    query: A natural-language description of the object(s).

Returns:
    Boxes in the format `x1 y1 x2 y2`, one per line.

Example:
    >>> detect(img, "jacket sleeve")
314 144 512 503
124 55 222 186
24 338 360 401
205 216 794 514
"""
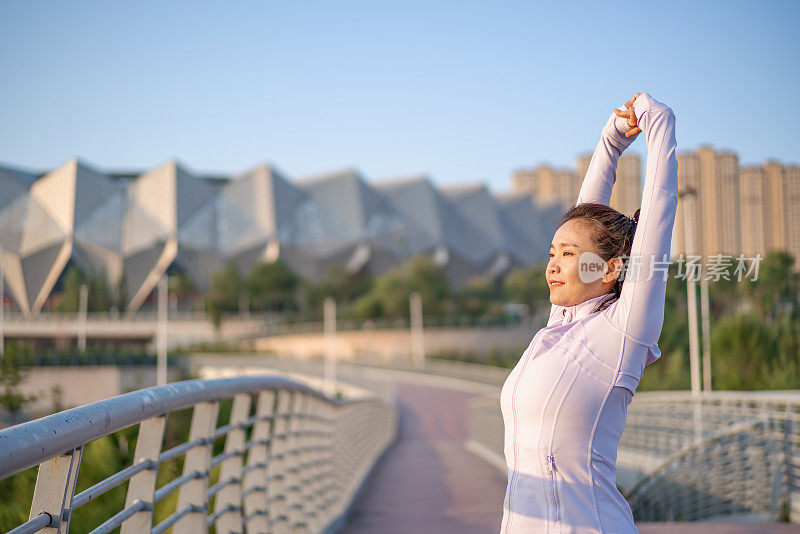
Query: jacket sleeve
606 93 678 348
575 107 639 206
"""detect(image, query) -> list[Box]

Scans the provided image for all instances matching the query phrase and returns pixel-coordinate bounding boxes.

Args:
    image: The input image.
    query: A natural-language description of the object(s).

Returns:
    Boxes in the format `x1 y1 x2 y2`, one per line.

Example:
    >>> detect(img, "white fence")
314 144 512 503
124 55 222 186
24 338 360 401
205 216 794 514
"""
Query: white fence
0 375 397 533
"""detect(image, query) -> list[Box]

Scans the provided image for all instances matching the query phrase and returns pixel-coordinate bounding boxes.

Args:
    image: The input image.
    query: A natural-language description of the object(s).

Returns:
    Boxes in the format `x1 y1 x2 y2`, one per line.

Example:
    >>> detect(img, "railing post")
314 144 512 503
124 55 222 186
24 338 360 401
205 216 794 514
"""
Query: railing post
174 400 220 534
28 446 82 533
286 394 308 530
121 415 166 534
303 396 325 532
268 390 293 532
215 393 251 534
317 400 336 528
243 390 276 533
786 405 800 524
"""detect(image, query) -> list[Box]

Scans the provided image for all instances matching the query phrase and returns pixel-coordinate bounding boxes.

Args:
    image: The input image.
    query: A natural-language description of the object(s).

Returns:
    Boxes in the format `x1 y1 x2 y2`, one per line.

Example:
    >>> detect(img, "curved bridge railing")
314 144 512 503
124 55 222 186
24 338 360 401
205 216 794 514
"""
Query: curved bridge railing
0 375 397 534
621 391 799 522
467 390 800 523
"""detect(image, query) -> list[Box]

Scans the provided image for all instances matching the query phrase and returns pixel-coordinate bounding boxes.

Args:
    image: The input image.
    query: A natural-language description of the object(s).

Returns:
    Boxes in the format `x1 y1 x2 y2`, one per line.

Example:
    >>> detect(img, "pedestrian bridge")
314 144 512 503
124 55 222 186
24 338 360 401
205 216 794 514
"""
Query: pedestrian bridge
1 356 799 533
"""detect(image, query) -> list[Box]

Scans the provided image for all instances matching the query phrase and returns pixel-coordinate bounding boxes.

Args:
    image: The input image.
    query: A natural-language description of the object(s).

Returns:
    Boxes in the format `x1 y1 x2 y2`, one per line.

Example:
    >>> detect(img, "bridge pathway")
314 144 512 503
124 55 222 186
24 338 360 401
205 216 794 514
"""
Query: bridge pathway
344 381 506 533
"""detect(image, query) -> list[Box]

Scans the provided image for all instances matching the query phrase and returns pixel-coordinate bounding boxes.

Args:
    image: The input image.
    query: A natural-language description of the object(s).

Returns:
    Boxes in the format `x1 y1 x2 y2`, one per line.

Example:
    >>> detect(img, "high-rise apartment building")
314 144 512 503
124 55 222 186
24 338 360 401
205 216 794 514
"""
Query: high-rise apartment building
511 165 578 211
575 153 642 217
674 147 740 258
676 151 800 263
739 166 766 257
514 147 799 265
741 161 800 263
785 165 800 264
674 152 702 257
514 153 642 215
764 161 787 253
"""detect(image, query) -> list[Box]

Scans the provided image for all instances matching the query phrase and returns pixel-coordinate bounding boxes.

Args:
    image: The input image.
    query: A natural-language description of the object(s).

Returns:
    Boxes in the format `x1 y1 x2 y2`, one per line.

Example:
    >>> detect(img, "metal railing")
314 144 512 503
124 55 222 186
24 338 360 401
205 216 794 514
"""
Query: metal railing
191 351 511 389
622 391 800 522
466 390 800 523
0 375 396 533
4 310 538 330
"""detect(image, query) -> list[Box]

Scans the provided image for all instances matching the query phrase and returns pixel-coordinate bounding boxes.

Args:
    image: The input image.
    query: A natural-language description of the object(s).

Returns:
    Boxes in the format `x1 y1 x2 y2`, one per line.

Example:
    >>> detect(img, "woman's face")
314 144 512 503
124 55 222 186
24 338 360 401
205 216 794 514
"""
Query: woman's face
546 219 616 307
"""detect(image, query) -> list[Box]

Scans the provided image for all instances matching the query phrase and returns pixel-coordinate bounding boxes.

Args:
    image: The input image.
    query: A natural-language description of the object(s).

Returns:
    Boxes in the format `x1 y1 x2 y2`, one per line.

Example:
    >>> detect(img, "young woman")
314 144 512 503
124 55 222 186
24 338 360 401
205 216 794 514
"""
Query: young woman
500 92 678 533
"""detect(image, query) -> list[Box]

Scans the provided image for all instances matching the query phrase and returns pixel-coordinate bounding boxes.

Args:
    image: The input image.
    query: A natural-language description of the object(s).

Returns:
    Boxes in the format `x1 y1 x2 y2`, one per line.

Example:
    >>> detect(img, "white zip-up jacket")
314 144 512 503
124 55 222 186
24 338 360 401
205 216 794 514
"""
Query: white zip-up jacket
500 93 678 533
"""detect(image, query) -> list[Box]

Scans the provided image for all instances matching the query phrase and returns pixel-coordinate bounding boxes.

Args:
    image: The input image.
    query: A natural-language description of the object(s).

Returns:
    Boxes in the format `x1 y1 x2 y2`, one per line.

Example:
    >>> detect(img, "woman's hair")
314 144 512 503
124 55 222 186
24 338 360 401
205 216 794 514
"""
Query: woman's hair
558 202 640 311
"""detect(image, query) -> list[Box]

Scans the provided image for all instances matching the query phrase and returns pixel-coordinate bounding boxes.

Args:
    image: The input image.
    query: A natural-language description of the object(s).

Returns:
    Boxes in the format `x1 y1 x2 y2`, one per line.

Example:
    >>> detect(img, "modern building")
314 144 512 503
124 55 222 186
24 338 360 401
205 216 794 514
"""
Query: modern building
739 160 800 264
575 153 642 216
674 147 740 259
739 166 767 258
674 147 800 264
0 159 556 316
517 145 800 265
511 165 579 211
514 153 642 218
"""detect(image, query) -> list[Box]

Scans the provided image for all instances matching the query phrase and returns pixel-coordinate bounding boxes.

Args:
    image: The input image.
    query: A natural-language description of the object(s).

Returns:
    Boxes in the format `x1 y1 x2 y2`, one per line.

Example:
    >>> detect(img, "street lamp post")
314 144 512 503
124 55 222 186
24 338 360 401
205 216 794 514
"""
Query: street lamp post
156 274 168 386
679 188 702 397
679 187 704 444
409 292 425 368
78 284 88 352
0 259 4 356
700 275 712 392
323 297 337 397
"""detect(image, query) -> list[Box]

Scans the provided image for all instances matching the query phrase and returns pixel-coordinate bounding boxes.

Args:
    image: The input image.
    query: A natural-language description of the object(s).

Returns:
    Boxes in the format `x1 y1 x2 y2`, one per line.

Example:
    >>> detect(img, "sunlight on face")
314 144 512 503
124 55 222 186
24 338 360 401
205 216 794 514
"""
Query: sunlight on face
546 219 613 307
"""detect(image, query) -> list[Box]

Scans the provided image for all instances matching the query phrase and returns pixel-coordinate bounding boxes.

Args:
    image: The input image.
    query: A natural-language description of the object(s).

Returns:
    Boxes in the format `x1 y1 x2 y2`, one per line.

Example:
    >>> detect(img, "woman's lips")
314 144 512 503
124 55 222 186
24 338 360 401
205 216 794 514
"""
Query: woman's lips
549 280 564 287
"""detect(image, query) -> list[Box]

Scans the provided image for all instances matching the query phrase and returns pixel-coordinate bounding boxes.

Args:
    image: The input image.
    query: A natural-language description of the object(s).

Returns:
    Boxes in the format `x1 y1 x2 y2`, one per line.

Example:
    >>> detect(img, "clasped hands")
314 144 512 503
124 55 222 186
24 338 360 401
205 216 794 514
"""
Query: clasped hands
614 93 642 138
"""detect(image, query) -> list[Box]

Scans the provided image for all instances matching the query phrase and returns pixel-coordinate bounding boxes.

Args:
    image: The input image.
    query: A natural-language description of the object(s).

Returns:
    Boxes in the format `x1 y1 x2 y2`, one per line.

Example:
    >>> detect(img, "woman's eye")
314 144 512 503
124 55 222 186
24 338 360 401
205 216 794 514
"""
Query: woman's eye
549 253 554 258
564 251 572 256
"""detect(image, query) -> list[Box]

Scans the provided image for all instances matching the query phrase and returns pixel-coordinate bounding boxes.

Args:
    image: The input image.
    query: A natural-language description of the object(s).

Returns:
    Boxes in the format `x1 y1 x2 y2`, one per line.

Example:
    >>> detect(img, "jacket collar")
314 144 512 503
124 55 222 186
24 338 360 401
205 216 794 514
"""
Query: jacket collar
559 293 613 324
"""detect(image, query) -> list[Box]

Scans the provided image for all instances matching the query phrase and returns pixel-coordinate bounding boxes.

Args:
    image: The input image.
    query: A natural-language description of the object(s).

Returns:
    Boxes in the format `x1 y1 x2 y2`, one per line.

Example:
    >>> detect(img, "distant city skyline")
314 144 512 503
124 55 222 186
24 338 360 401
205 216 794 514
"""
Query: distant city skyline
512 146 800 264
1 1 798 191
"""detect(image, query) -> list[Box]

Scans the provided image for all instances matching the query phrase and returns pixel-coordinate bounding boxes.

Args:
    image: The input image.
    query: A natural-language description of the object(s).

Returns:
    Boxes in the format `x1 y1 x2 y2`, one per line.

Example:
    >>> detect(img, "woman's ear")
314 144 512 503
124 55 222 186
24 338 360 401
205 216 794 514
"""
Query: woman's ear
603 257 623 285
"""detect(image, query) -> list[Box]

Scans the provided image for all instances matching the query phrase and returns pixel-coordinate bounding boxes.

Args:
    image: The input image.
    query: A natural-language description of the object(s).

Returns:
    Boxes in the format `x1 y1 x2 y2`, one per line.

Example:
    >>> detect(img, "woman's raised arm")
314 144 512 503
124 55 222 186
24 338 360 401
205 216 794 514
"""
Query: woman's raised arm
607 93 678 347
574 98 641 206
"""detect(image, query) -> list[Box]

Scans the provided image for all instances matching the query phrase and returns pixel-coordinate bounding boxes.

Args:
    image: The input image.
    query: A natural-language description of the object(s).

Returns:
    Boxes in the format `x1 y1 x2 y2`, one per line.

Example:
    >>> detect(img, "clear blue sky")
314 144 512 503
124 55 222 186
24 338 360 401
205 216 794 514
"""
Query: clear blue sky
1 0 798 191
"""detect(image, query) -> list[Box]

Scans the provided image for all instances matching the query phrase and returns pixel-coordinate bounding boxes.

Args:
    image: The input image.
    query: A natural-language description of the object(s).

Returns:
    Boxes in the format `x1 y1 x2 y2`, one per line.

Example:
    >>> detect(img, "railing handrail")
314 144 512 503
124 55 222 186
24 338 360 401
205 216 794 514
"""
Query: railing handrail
626 390 800 402
0 375 361 480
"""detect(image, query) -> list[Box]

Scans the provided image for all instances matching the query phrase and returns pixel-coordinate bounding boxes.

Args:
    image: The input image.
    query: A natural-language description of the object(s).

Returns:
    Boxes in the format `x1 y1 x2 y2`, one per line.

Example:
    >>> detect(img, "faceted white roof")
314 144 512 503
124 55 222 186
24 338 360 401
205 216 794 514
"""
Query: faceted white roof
0 159 555 314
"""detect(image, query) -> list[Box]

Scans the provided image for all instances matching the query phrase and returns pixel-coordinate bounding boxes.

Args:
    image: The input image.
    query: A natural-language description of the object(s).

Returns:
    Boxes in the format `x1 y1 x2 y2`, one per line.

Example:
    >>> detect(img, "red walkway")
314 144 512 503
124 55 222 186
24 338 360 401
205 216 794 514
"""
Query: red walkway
345 382 507 533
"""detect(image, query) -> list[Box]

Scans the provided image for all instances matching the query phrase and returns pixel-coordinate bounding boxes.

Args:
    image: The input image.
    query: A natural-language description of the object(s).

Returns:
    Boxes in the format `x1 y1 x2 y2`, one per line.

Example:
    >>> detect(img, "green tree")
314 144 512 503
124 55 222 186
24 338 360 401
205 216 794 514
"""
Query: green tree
0 343 36 423
55 264 85 312
169 271 196 310
747 251 799 322
657 265 690 369
504 263 549 312
711 314 778 390
353 270 409 319
87 271 111 312
351 256 451 320
248 261 299 312
406 256 450 317
310 266 372 305
457 277 499 318
54 264 112 312
204 265 244 328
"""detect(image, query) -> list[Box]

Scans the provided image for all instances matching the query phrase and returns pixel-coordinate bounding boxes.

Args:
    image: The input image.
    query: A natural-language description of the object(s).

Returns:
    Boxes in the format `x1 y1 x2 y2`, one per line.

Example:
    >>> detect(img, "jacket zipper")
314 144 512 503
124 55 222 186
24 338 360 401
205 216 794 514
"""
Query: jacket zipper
547 453 562 524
